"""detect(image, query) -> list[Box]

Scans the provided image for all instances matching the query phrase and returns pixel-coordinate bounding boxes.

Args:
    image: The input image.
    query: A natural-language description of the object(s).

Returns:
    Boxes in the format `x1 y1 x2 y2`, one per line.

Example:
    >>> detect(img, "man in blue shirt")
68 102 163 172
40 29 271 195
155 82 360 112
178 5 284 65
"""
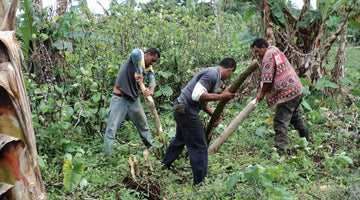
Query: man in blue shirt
104 47 160 156
162 58 237 185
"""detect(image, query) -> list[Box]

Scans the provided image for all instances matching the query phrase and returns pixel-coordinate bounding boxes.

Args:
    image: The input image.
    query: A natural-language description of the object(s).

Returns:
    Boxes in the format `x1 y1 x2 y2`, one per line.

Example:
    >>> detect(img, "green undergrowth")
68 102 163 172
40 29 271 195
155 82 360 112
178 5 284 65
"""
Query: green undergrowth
38 44 360 199
40 89 360 199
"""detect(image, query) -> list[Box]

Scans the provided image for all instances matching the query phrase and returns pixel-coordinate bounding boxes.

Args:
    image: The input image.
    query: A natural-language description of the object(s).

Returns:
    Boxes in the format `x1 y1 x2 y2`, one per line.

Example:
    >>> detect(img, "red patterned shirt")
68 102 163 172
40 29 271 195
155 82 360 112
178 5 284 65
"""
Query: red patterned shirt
261 46 302 109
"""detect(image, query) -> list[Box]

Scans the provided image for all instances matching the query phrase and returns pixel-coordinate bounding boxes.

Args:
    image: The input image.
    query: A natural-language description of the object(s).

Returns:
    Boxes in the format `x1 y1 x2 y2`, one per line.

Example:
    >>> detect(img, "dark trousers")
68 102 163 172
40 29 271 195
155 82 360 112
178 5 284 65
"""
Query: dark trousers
273 95 307 152
162 112 208 184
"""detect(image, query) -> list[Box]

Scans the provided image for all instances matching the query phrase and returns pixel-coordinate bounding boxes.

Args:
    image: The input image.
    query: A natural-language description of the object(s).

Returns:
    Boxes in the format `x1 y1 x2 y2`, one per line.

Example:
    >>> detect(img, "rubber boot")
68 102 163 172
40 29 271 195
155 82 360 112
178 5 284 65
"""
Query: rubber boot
299 128 309 141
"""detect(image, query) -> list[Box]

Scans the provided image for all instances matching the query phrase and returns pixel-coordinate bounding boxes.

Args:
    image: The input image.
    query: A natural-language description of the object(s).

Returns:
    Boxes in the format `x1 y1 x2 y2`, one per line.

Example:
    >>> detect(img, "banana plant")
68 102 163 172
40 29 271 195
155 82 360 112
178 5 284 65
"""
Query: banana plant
0 0 46 199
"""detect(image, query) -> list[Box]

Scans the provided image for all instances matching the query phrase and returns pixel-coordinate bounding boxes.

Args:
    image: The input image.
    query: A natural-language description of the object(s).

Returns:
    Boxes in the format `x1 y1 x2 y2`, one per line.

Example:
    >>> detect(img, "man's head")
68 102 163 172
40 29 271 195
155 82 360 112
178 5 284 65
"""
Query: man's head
144 47 161 67
251 38 269 57
218 58 236 81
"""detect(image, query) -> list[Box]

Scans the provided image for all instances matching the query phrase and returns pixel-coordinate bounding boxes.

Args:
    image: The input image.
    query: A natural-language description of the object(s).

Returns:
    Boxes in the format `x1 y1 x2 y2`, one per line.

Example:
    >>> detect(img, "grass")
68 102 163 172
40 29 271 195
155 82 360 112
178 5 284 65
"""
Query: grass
40 45 360 199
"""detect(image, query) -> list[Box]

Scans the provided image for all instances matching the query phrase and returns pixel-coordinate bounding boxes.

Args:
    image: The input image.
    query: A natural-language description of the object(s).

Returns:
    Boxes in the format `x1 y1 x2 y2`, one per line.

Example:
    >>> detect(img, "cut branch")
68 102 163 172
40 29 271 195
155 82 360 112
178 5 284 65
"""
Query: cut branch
138 82 167 150
208 99 257 154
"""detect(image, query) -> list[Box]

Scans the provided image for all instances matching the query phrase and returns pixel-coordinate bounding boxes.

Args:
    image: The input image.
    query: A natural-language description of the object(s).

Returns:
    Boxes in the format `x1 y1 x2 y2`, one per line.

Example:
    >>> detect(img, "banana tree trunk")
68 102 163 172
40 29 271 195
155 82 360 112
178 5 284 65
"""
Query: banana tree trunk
0 0 46 199
205 60 259 145
138 82 167 149
208 99 257 154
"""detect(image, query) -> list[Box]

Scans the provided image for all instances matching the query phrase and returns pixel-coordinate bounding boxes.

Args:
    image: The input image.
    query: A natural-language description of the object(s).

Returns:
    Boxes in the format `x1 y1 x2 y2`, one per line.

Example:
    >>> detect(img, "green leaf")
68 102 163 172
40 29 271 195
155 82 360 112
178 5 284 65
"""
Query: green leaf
40 33 49 40
79 178 88 188
302 87 311 95
92 92 101 103
226 171 241 193
255 128 267 138
166 130 176 138
158 71 172 79
309 110 326 124
339 77 353 85
61 106 74 121
53 40 73 51
99 107 107 118
300 78 314 87
265 164 285 178
301 99 312 111
65 145 76 153
299 137 308 147
38 155 46 168
352 88 360 96
54 85 63 93
90 82 98 92
315 79 326 90
335 152 353 167
244 8 257 22
326 81 339 89
162 85 173 97
63 160 84 192
243 165 260 182
39 100 48 114
34 88 42 95
61 122 71 131
152 141 163 148
154 90 162 98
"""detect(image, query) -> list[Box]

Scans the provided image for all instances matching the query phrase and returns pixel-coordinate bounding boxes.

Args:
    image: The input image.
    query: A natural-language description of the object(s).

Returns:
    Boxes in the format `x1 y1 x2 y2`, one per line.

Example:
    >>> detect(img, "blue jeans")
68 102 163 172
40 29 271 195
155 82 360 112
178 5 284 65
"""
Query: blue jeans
162 111 208 185
103 95 152 156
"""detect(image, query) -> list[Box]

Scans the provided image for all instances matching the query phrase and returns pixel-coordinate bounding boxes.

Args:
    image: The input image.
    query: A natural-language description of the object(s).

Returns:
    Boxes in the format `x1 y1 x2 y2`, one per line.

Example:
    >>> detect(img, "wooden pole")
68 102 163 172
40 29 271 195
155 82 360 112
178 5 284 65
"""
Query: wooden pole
208 99 257 154
138 82 167 149
205 60 259 145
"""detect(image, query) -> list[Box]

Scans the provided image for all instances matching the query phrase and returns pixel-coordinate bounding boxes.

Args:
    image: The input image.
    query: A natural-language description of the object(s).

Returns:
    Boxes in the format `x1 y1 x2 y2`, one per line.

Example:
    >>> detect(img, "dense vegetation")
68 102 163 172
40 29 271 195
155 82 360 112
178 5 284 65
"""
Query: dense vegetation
13 0 360 199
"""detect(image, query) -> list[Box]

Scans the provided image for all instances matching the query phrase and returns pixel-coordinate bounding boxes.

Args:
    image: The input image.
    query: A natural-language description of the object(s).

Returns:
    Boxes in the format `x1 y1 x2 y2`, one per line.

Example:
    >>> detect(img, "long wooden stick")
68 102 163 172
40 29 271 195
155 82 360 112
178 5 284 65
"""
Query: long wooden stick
139 82 167 149
208 99 257 154
205 60 259 145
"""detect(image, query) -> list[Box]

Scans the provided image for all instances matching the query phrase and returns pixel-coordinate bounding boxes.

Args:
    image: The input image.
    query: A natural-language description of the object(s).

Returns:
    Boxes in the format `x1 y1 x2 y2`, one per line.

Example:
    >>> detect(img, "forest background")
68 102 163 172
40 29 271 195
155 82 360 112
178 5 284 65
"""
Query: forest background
8 0 360 199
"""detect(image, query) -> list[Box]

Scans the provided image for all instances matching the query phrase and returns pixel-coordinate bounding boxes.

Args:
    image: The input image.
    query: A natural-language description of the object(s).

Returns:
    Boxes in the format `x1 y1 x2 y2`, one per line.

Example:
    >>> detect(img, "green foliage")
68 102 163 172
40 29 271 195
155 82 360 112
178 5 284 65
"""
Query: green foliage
317 0 351 21
268 0 288 29
63 159 85 192
323 152 353 171
315 75 339 90
227 165 292 199
13 0 360 199
297 11 322 27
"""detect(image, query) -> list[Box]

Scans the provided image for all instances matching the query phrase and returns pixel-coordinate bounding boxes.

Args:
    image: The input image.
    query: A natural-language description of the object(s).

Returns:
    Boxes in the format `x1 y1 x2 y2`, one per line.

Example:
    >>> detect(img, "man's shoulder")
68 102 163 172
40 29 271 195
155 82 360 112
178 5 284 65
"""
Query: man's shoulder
266 46 280 53
202 66 219 74
264 46 281 60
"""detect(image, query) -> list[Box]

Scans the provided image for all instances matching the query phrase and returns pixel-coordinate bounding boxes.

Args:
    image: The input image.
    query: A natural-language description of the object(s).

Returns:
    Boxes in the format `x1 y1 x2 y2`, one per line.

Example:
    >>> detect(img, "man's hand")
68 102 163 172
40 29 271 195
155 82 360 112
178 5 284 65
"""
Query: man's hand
256 83 270 103
143 89 153 97
256 92 265 104
220 86 236 101
134 72 143 83
213 116 224 127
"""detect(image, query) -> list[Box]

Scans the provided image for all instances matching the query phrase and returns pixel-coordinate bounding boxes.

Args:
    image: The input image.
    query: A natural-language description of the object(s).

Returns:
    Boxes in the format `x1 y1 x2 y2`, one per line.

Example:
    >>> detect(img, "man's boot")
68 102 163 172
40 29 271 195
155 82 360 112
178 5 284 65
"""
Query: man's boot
299 128 309 141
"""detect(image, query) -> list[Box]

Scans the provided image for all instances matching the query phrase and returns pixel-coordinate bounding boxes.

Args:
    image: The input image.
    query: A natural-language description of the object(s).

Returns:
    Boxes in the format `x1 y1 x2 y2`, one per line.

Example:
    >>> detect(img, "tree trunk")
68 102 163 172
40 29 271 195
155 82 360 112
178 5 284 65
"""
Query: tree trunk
205 60 259 145
261 0 353 95
208 98 257 154
0 0 46 199
56 0 68 16
330 20 348 95
210 0 227 39
138 82 167 150
261 0 275 42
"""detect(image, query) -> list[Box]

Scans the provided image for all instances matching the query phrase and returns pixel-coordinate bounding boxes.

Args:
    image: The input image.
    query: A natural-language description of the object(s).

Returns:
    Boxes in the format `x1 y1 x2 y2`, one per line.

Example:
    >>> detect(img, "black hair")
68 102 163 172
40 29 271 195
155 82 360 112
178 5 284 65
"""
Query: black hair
145 47 161 58
219 58 236 71
251 38 269 49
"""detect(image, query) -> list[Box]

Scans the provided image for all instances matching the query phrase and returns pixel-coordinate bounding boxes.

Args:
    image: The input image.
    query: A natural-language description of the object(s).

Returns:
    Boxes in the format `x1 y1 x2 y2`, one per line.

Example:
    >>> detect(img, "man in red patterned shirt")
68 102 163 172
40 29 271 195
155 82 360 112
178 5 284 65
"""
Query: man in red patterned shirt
251 38 309 155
